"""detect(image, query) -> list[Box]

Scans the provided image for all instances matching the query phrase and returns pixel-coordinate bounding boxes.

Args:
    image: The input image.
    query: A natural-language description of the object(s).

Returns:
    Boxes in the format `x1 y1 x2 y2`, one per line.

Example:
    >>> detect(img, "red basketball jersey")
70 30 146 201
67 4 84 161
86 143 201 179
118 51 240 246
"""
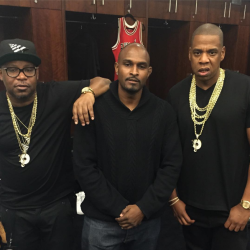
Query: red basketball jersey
112 17 143 80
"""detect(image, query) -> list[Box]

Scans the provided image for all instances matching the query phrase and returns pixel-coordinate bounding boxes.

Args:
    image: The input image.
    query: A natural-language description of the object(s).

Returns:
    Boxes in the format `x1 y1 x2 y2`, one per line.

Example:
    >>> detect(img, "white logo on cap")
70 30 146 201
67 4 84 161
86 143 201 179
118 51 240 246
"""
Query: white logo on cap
9 43 27 53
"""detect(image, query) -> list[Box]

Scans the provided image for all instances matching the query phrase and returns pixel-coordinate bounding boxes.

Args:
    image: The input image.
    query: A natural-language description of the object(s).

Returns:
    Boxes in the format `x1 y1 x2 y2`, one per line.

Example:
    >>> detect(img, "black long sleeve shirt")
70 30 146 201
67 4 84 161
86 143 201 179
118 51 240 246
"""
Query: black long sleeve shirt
73 81 182 221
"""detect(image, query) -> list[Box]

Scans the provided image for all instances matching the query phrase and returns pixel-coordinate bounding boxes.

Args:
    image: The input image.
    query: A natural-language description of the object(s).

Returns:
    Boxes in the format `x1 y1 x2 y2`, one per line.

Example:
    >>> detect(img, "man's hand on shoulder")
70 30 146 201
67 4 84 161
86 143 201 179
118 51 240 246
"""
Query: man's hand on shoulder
72 92 95 126
224 204 250 232
115 205 144 230
72 77 111 126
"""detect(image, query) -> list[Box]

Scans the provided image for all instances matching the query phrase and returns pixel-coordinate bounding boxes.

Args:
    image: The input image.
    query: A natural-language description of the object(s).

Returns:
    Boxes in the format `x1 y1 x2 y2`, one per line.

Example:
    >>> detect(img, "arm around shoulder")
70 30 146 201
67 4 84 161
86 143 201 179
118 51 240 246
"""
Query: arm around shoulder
89 77 111 97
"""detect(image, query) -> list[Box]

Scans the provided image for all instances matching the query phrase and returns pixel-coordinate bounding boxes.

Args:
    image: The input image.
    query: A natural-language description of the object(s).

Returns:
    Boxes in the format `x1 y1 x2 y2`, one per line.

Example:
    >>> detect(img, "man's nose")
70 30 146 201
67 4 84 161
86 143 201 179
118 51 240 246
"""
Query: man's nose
199 53 209 63
17 70 27 79
130 65 139 75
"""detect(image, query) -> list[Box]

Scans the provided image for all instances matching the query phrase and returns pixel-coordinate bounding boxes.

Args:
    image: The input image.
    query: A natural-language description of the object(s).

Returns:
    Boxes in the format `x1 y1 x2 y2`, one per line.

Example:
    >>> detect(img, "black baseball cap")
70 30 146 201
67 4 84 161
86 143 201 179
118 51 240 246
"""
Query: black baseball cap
0 38 41 66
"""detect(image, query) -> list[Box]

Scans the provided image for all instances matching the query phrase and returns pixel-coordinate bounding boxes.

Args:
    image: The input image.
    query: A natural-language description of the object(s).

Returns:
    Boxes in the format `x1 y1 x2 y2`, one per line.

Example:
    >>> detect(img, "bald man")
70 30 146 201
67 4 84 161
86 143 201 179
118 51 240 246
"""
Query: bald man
168 23 250 250
73 43 182 250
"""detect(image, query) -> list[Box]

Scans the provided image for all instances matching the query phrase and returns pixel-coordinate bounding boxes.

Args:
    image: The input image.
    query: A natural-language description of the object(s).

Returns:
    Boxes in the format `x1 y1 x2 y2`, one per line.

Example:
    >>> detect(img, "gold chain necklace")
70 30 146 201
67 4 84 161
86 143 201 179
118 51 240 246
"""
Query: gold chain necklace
189 68 225 152
6 93 38 167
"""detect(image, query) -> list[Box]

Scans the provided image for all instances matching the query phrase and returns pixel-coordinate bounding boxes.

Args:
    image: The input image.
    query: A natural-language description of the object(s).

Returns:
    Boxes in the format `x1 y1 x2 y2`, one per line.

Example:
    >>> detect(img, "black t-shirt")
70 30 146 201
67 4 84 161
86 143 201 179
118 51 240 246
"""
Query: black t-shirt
168 70 250 212
0 80 89 209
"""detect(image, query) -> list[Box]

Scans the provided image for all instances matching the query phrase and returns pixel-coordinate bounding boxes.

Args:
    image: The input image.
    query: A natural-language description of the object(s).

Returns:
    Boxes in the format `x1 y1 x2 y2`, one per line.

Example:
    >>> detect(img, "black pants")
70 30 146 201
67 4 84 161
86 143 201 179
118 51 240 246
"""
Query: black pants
0 195 76 250
183 205 248 250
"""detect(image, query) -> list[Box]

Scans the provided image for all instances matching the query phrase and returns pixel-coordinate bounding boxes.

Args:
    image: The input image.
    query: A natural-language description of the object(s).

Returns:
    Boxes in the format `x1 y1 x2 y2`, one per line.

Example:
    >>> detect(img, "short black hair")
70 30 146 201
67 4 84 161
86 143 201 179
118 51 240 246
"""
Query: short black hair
191 23 223 47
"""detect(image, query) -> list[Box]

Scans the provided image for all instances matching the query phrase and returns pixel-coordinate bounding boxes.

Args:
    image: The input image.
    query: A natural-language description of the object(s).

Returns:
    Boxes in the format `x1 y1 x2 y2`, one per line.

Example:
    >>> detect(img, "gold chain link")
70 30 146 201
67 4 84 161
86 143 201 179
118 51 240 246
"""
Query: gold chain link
189 68 225 139
6 93 38 155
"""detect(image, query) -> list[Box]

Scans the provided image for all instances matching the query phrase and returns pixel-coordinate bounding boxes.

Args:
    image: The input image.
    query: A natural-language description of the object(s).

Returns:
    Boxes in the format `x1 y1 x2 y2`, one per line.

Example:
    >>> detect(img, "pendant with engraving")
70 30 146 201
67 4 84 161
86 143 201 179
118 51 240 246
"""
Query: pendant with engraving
192 139 202 152
19 153 30 167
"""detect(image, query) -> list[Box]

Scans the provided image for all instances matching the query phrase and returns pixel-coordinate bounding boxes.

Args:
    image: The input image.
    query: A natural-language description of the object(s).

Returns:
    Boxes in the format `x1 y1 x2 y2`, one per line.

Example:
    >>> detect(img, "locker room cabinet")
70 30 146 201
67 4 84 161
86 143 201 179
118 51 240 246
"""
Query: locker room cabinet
0 0 61 9
207 0 241 25
190 0 209 22
30 0 62 10
239 1 250 26
0 0 31 7
170 0 192 21
234 25 250 74
65 0 96 13
65 0 124 16
96 0 124 16
148 0 197 21
148 0 171 20
124 0 147 18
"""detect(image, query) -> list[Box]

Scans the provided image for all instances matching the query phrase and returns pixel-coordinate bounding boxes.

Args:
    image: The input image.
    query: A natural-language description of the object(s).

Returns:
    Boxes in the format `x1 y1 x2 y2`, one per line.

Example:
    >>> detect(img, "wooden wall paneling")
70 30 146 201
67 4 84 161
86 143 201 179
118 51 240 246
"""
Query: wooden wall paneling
219 24 238 71
169 0 192 21
207 0 240 25
148 0 171 19
65 0 96 13
239 1 250 26
124 0 147 18
61 1 68 79
0 0 31 7
148 20 190 99
30 0 62 10
20 0 31 7
97 0 124 15
30 8 67 82
234 25 250 74
190 0 208 22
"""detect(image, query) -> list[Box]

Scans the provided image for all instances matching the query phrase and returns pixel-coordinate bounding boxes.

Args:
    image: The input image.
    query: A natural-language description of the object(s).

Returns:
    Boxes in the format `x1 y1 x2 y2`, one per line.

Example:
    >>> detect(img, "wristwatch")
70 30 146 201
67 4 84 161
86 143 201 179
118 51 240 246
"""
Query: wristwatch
81 87 95 97
240 200 250 210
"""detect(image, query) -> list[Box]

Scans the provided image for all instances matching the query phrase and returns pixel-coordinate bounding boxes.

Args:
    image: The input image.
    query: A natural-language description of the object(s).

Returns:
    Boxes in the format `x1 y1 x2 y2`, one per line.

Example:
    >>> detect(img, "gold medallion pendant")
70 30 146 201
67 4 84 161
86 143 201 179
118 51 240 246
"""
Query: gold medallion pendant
192 138 202 152
19 153 30 167
189 68 225 153
6 93 38 167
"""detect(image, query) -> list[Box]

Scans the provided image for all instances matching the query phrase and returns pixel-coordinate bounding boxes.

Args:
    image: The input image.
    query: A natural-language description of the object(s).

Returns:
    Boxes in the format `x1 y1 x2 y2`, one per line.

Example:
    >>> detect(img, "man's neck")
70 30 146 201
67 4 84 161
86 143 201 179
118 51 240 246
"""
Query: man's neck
195 80 216 91
118 85 142 111
195 69 221 90
7 93 35 107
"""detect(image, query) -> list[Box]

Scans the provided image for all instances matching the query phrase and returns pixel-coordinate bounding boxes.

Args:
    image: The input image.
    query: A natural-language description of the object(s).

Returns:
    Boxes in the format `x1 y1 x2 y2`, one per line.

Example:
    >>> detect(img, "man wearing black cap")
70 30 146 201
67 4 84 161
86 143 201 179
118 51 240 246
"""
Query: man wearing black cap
0 38 110 250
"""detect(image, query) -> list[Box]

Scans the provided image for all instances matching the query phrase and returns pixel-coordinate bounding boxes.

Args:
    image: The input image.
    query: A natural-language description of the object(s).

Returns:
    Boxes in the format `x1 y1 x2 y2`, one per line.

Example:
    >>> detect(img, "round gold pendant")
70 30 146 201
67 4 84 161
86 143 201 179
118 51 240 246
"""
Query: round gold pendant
19 153 30 167
193 139 202 152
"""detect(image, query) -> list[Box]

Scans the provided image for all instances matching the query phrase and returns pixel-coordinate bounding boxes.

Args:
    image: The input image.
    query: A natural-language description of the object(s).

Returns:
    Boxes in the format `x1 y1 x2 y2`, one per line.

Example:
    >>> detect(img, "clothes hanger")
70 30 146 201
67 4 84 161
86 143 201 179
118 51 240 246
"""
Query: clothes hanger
124 12 137 22
123 12 145 31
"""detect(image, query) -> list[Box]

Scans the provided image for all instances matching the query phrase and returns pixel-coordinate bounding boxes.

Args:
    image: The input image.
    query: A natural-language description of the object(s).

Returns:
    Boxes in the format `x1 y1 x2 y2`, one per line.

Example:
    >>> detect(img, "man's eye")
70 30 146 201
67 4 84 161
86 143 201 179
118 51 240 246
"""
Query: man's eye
194 52 200 56
210 52 216 56
25 68 34 72
8 68 18 72
139 65 146 69
124 63 130 67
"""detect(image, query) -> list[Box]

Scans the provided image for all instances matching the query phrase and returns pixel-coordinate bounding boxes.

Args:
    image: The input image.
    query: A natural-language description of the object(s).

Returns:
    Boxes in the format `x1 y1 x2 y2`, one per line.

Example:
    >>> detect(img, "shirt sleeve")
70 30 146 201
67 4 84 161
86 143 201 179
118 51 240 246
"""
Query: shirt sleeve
73 120 129 218
58 80 90 103
246 87 250 128
136 105 182 219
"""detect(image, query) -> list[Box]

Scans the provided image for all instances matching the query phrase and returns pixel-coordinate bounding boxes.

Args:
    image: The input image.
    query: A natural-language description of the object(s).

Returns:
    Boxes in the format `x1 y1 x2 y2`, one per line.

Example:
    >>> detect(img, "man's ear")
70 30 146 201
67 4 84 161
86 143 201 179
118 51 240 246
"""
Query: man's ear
148 66 152 78
188 47 192 61
36 67 39 80
0 68 3 81
114 62 118 75
220 46 226 62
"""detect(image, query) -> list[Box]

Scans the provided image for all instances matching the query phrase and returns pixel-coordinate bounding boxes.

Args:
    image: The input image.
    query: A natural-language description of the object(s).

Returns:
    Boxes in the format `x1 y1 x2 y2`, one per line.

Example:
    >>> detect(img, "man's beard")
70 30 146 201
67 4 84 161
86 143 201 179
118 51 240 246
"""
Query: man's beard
120 79 143 94
9 88 35 101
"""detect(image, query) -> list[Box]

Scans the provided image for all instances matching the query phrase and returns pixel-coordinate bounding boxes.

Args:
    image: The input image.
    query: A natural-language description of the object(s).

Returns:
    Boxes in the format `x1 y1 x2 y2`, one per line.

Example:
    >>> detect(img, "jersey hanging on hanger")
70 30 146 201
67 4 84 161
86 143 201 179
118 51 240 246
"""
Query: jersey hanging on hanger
112 17 143 80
